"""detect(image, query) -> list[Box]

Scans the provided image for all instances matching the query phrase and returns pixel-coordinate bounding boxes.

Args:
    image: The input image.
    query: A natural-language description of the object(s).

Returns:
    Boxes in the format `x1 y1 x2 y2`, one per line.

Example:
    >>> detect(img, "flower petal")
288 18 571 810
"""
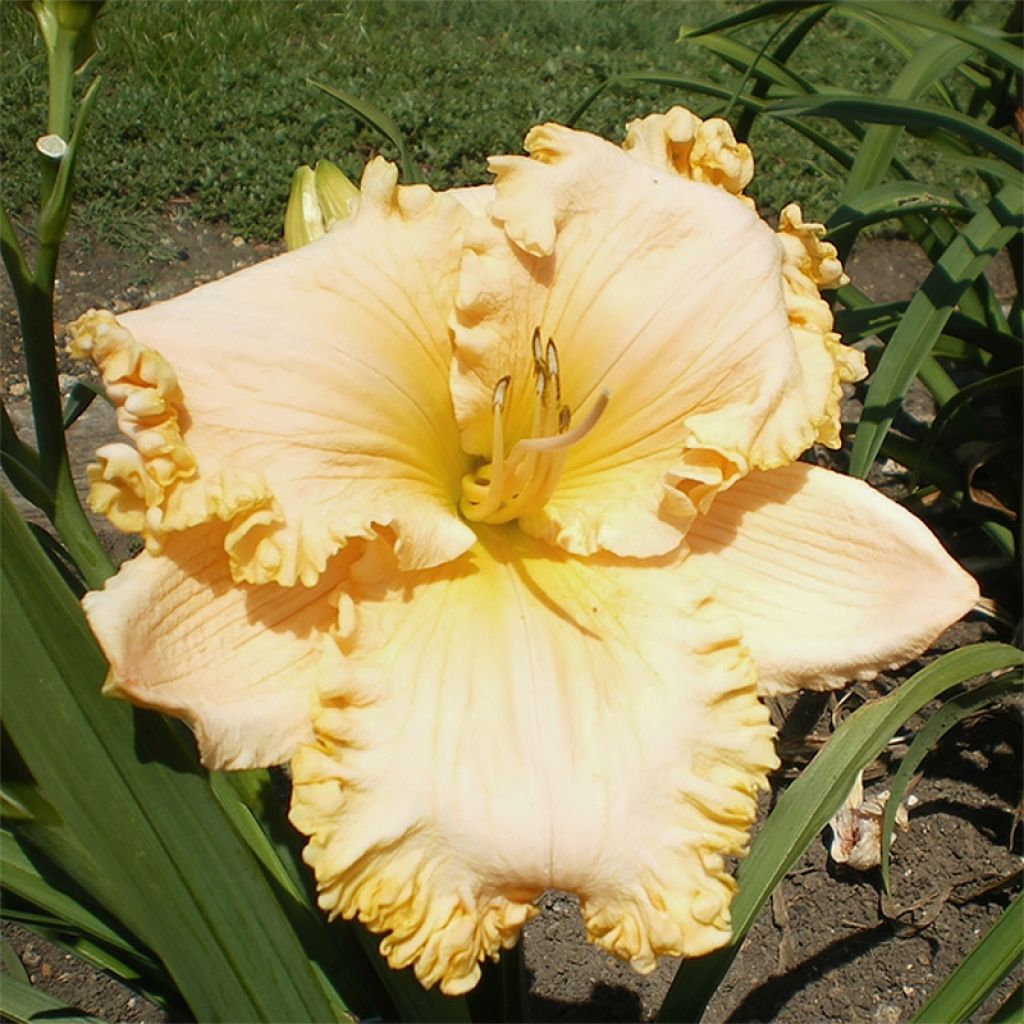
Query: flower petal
452 114 863 558
289 529 777 994
621 116 866 452
685 463 979 696
622 107 754 199
775 204 866 449
82 524 352 769
72 158 475 587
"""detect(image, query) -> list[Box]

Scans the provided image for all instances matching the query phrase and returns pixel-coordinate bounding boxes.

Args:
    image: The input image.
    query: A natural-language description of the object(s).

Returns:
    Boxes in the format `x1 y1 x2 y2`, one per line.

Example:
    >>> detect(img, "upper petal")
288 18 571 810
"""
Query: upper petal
451 114 863 559
685 463 979 695
83 524 352 769
289 529 777 995
72 158 475 587
621 107 754 198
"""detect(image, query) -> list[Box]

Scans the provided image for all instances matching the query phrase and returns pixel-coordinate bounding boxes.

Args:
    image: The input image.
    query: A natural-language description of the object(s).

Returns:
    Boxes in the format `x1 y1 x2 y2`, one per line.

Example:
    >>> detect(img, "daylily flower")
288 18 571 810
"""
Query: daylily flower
70 108 977 995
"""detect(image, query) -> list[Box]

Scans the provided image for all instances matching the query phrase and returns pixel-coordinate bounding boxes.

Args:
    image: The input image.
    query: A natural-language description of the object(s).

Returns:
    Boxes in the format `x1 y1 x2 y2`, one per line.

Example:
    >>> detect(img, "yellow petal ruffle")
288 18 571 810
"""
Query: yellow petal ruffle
69 309 277 565
775 204 866 449
290 528 777 994
74 159 477 588
622 107 754 200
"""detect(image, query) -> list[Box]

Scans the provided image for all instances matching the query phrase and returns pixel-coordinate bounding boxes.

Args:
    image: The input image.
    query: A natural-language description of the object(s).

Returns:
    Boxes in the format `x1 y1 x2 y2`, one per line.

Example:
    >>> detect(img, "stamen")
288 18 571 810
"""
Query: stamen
481 375 510 511
461 331 611 525
510 390 610 458
531 327 545 369
493 375 511 411
545 340 561 402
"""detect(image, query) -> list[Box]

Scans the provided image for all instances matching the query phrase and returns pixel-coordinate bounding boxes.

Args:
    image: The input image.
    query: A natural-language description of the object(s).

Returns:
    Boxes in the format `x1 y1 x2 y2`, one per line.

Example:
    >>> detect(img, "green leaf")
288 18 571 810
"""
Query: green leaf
1 205 32 292
911 367 1022 489
735 6 831 140
1 904 171 1008
836 299 1021 365
831 4 923 59
941 154 1024 182
1 490 354 1023
0 973 108 1024
828 181 971 234
681 29 817 96
1 399 52 515
849 183 1022 478
681 1 829 40
308 78 422 185
880 673 1022 892
1 935 30 984
836 34 975 219
1 825 160 972
37 76 103 246
62 380 105 430
910 891 1023 1023
657 643 1024 1023
208 770 471 1024
767 93 1024 168
841 1 1023 73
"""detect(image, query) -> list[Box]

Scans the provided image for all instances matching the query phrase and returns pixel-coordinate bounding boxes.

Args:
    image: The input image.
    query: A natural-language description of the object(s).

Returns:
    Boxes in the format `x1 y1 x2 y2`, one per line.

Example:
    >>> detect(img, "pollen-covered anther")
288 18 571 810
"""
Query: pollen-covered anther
460 330 609 525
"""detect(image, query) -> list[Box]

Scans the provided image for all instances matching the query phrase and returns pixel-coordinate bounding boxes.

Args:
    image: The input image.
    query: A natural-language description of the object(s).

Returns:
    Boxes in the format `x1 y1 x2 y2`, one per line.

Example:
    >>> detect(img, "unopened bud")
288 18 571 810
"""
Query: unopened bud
26 0 103 70
283 160 359 251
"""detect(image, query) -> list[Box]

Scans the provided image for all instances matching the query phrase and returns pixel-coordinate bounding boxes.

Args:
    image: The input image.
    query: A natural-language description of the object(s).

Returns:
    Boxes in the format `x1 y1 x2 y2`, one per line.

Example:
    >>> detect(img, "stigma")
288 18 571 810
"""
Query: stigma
461 328 609 525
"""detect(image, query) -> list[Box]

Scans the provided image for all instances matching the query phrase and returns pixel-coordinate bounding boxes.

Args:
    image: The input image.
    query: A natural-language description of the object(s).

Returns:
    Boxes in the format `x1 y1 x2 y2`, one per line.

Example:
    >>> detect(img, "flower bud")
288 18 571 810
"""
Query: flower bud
26 0 103 71
283 160 359 251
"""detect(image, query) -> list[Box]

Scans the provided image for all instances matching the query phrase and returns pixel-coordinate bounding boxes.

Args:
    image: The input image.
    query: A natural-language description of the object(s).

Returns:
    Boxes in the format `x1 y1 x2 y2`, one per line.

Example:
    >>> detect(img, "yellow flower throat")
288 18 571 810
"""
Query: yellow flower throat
461 329 609 524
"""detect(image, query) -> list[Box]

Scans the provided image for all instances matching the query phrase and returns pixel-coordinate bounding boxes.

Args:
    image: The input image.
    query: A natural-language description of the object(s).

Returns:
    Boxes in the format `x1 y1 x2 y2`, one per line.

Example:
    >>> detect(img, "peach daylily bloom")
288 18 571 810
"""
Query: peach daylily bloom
71 109 977 995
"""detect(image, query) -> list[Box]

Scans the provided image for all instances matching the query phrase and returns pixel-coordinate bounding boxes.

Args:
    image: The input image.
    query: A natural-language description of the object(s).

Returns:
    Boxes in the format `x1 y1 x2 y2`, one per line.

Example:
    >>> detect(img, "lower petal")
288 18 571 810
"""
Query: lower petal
289 529 777 994
83 524 351 769
685 463 979 695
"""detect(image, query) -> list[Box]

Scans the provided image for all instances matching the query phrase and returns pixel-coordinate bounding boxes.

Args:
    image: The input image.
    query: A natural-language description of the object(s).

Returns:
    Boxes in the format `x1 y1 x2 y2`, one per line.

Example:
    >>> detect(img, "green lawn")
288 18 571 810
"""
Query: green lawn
0 0 1011 251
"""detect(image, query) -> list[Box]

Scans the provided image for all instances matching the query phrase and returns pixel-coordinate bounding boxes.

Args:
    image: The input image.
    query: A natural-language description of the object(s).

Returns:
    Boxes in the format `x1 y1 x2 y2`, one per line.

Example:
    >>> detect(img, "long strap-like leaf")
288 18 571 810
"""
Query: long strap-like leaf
910 891 1023 1024
849 183 1022 478
656 643 1024 1023
1 491 351 1023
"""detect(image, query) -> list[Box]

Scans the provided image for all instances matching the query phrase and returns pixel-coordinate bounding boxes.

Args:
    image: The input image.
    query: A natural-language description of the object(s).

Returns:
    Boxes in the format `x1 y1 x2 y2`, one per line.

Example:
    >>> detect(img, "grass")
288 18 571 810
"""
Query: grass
0 0 1012 252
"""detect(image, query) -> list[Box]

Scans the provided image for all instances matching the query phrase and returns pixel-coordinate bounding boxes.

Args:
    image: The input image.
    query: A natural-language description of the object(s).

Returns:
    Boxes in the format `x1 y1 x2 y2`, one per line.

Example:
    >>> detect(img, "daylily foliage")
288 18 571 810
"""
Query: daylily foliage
70 108 976 995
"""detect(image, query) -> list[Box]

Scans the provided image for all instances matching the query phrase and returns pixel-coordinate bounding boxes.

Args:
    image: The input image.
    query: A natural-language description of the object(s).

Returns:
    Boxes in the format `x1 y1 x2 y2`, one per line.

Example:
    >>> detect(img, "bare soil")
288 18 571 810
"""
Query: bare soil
1 215 1020 1023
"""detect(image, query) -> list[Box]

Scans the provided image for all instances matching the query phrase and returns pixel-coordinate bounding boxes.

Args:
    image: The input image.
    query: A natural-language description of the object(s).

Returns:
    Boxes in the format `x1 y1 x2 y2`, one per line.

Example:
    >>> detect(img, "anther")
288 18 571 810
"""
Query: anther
532 327 545 368
546 340 561 402
493 375 511 411
558 406 571 433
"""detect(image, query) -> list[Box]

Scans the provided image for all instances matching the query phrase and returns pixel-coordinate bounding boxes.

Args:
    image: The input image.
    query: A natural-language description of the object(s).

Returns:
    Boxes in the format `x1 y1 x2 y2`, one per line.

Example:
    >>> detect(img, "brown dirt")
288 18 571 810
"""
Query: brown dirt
1 217 1020 1024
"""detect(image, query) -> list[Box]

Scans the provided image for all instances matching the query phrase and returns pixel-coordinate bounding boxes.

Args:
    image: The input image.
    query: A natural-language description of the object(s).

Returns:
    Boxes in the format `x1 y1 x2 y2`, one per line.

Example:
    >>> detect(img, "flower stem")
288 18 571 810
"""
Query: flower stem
1 49 115 588
47 30 74 140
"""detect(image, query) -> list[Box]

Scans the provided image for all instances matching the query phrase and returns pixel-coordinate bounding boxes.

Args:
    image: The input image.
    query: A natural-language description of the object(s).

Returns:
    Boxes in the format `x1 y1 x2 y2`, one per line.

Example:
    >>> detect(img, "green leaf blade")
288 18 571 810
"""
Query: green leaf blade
909 892 1023 1023
849 183 1022 478
657 643 1024 1023
1 492 351 1023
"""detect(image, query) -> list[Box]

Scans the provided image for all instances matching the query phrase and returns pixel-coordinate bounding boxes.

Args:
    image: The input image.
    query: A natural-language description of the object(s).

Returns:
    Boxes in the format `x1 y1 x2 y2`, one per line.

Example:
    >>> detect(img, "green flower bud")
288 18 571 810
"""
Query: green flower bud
26 0 103 71
284 160 359 251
